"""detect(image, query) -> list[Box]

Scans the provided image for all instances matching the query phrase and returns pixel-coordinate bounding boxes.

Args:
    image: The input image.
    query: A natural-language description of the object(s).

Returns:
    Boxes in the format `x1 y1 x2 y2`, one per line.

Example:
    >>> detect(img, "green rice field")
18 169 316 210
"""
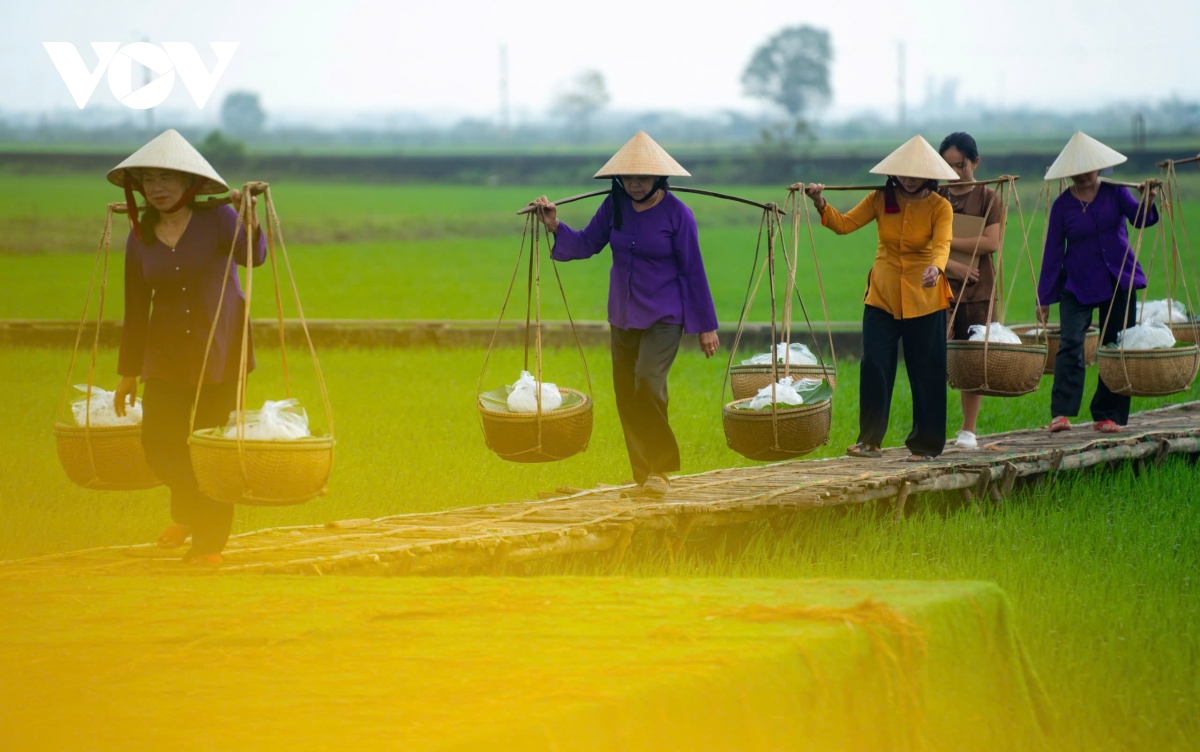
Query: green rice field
3 174 1199 325
4 171 1200 751
10 343 1200 559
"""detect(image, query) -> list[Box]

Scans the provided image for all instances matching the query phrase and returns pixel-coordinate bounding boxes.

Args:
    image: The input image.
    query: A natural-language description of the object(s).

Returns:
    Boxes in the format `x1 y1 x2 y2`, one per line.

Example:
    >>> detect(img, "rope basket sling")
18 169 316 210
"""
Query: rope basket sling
1166 160 1200 347
52 203 161 491
727 194 836 397
722 191 835 461
1096 165 1200 397
477 209 593 463
1014 326 1100 374
187 184 336 506
945 176 1048 396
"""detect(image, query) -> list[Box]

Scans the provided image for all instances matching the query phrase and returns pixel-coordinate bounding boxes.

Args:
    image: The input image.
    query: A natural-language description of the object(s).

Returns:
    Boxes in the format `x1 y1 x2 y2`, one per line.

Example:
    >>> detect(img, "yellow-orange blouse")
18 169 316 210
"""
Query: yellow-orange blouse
819 190 954 319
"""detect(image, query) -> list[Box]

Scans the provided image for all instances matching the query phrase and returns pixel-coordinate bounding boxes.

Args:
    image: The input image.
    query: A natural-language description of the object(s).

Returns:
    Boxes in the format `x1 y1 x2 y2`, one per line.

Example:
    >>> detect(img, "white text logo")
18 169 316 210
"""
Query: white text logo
42 42 239 109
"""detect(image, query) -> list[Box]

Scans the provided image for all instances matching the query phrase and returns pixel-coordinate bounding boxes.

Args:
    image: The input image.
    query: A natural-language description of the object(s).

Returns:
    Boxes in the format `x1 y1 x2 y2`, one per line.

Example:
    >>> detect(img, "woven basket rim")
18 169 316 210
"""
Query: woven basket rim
53 422 144 437
729 363 836 374
948 341 1048 354
722 397 832 421
478 388 593 421
1096 344 1200 361
1014 326 1099 339
189 429 336 450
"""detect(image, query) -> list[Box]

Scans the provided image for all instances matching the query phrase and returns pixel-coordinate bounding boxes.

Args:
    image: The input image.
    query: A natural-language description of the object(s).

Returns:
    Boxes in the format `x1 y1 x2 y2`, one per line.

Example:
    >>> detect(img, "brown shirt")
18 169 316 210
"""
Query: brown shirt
938 184 1003 304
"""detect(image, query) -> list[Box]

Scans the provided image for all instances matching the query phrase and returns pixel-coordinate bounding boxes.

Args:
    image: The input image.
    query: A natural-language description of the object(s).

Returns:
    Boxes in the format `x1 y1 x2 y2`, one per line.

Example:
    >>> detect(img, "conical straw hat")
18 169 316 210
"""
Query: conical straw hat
1043 131 1127 180
106 129 228 194
594 131 690 179
869 135 958 181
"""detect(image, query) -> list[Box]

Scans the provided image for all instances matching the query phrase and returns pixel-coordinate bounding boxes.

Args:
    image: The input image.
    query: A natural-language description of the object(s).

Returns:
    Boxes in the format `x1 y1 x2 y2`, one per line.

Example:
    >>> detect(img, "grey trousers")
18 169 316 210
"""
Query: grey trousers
1051 288 1135 424
610 322 683 484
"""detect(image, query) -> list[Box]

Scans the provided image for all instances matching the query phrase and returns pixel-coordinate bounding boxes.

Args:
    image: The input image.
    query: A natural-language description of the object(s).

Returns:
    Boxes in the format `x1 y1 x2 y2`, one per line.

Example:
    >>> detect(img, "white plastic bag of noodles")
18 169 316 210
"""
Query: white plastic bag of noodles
1136 299 1190 325
1116 322 1177 350
742 376 825 410
223 398 311 440
743 342 818 366
968 323 1023 344
506 370 563 413
71 384 142 427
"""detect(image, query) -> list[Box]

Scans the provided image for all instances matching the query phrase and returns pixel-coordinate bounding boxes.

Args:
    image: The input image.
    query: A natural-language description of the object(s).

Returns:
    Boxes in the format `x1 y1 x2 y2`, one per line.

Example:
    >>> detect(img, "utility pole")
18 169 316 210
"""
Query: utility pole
1133 112 1147 152
897 42 906 135
499 44 510 139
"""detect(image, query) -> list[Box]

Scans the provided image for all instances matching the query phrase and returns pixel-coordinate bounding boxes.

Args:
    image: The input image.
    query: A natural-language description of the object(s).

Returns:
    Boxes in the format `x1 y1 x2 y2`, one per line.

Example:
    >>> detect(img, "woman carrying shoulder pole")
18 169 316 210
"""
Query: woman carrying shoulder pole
1037 132 1158 434
109 129 266 566
938 132 1004 449
805 136 957 461
530 132 720 497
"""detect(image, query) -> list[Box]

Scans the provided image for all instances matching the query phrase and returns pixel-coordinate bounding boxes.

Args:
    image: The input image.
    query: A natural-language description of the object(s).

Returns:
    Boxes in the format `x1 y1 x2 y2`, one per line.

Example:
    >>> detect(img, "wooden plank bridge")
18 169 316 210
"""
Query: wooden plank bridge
5 402 1200 578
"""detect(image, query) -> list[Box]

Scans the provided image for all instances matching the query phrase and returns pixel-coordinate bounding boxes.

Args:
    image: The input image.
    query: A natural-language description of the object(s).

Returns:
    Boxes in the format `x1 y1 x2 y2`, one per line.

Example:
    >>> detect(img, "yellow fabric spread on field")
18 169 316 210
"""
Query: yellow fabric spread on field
0 577 1050 752
820 191 954 319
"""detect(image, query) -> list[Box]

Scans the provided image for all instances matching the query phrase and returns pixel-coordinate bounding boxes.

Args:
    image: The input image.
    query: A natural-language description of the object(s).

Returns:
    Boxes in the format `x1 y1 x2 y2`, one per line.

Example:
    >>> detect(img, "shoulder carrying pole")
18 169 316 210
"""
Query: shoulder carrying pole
790 176 1020 192
517 186 785 215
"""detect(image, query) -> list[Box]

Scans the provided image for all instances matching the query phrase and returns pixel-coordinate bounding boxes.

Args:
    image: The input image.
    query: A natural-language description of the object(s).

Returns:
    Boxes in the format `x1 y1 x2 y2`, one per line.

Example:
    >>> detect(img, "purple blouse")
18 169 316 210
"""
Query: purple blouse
1038 183 1158 306
551 191 719 334
119 204 267 387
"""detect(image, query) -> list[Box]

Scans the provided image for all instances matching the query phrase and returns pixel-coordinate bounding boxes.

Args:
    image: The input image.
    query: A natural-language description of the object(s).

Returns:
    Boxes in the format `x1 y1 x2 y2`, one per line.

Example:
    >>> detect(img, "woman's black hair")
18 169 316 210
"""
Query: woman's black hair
939 131 979 161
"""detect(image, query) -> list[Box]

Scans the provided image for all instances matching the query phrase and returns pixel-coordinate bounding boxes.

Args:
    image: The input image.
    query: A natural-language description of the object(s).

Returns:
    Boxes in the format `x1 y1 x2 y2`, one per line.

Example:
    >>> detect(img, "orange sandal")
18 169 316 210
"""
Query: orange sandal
156 524 191 549
1049 417 1071 433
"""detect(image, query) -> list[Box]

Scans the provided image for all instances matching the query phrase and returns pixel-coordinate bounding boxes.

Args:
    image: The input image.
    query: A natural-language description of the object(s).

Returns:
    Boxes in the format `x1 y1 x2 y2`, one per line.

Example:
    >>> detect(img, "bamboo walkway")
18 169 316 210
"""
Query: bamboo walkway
6 402 1200 578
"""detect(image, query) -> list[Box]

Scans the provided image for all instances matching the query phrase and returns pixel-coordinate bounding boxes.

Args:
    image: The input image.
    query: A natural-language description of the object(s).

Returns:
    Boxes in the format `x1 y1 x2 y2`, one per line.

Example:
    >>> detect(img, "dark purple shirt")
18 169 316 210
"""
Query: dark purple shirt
119 204 267 386
1038 183 1158 306
551 191 719 334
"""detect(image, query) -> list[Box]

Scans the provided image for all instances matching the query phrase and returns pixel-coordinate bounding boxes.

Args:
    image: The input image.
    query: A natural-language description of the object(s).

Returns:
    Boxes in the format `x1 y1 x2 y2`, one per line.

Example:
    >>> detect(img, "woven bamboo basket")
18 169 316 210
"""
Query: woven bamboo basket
53 423 161 491
1096 345 1200 397
729 363 837 400
1015 326 1099 374
947 341 1047 397
722 398 832 462
479 388 593 463
189 430 335 506
1170 322 1200 345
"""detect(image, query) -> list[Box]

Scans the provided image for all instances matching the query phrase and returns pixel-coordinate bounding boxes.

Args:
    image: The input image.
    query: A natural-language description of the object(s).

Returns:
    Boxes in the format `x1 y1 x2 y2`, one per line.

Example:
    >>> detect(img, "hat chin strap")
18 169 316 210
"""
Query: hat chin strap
123 174 206 240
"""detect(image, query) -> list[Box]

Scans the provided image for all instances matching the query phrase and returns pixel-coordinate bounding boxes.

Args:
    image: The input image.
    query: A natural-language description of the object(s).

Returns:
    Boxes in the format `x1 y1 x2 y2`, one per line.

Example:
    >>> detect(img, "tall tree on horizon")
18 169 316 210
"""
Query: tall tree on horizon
553 70 610 144
220 91 266 136
742 25 832 149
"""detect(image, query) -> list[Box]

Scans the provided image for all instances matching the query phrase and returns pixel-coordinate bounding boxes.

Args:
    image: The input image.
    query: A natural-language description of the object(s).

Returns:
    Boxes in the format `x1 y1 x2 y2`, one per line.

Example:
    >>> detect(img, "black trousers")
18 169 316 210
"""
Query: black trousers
141 379 238 555
610 322 683 484
859 305 947 457
1052 288 1135 424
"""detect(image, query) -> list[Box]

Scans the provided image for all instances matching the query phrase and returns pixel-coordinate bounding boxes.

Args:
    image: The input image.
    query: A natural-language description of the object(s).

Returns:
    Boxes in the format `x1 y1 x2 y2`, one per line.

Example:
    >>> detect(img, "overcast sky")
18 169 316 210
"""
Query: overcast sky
3 0 1197 123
